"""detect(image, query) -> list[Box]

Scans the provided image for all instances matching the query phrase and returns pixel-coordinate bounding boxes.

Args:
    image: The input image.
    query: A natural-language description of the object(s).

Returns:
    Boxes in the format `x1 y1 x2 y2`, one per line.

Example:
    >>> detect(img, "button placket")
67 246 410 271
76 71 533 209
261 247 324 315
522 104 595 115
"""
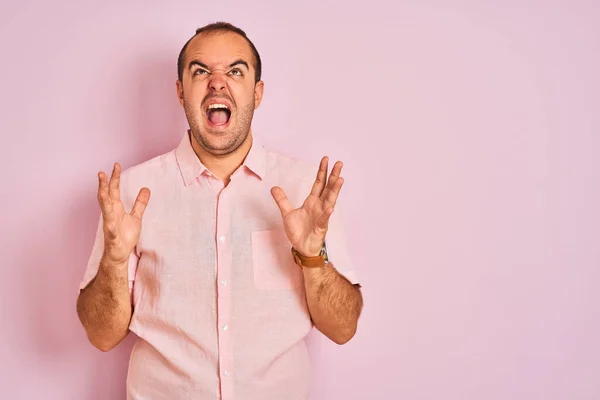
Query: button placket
215 186 233 399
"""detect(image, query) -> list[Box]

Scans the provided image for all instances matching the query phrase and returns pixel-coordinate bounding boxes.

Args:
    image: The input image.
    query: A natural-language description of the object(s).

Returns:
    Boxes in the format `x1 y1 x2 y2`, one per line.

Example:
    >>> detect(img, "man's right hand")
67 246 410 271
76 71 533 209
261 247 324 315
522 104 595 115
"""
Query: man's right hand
97 162 151 267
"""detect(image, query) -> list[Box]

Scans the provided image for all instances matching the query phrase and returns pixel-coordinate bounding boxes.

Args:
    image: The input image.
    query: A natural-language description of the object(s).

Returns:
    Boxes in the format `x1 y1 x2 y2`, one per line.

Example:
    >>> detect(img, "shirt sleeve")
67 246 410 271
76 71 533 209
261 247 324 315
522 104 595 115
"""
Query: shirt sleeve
79 213 139 299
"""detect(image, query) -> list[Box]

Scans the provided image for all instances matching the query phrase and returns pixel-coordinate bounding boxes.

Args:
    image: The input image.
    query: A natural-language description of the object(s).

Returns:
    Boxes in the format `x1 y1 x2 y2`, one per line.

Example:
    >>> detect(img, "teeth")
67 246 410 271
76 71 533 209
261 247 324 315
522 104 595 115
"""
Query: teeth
207 103 229 110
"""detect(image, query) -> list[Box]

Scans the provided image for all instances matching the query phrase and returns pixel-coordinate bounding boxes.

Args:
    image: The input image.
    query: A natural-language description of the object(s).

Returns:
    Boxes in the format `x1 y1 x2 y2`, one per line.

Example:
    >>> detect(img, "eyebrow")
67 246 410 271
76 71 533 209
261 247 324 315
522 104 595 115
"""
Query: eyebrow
229 59 249 70
188 59 250 71
188 60 210 70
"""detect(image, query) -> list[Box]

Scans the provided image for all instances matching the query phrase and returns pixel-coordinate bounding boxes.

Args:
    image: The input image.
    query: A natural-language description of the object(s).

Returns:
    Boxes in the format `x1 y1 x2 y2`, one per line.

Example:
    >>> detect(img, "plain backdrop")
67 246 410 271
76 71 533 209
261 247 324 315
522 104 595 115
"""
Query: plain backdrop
1 1 600 399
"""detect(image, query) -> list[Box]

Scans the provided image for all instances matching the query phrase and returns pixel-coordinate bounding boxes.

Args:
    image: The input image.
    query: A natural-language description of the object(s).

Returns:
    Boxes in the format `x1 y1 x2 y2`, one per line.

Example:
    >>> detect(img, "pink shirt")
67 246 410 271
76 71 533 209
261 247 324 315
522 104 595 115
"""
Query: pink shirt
79 131 359 400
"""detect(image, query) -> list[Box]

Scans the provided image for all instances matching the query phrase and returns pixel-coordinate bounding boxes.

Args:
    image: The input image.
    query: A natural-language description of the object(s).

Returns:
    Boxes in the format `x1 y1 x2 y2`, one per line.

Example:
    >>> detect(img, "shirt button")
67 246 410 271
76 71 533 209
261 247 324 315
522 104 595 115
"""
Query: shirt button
224 370 230 377
223 324 229 331
220 280 227 286
219 236 226 243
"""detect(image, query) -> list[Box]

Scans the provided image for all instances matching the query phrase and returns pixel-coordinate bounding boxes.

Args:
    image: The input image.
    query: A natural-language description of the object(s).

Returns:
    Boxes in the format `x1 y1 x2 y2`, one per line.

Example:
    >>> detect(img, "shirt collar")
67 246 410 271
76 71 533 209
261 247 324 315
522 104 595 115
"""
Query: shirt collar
241 136 266 180
175 131 209 186
175 130 266 186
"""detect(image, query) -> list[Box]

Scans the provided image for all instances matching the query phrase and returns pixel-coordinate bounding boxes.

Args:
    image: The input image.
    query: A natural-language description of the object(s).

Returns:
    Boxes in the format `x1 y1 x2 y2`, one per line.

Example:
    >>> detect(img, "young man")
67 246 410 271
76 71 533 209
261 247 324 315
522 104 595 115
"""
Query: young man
76 22 363 400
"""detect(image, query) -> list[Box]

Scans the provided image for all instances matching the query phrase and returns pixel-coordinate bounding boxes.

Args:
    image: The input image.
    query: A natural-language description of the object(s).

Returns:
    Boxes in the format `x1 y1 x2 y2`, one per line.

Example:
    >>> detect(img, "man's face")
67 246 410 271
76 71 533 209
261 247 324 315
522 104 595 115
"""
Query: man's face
177 31 264 155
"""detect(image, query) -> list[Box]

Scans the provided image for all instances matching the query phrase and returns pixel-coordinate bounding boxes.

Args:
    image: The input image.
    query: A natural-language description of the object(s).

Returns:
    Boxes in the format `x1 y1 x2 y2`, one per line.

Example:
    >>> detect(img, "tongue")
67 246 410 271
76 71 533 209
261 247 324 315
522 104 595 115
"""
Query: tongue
209 110 229 125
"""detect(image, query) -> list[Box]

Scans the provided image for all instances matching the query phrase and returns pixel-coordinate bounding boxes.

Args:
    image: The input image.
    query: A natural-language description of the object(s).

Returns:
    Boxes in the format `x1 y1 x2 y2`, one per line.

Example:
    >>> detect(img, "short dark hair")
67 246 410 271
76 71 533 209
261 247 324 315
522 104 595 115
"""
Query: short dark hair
177 22 262 83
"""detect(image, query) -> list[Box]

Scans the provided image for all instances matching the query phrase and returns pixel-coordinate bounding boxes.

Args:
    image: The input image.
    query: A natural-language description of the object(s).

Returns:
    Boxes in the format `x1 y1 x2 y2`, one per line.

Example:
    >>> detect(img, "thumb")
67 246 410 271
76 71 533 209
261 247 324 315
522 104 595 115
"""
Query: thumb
270 186 293 218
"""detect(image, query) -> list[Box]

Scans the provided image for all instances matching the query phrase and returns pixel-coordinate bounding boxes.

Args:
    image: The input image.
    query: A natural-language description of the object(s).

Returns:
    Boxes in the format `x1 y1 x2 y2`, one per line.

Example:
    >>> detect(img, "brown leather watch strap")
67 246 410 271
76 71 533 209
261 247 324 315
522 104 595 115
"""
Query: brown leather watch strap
291 247 328 268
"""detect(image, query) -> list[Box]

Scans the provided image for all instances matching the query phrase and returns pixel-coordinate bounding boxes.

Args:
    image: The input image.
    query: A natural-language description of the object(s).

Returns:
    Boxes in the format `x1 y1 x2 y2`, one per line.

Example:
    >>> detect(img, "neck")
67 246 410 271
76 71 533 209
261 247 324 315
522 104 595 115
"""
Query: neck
189 130 253 185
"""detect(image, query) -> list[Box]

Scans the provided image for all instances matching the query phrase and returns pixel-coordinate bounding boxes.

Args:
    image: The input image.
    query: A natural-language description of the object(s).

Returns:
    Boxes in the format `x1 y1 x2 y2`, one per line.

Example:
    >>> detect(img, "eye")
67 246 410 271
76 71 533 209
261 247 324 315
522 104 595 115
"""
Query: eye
229 68 242 76
194 69 209 75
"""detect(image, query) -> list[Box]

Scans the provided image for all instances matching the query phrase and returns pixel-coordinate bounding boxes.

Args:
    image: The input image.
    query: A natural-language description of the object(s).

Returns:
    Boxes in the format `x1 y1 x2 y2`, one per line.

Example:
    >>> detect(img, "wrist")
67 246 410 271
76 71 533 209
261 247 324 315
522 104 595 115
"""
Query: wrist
100 253 129 273
297 239 326 258
297 249 321 257
291 241 329 269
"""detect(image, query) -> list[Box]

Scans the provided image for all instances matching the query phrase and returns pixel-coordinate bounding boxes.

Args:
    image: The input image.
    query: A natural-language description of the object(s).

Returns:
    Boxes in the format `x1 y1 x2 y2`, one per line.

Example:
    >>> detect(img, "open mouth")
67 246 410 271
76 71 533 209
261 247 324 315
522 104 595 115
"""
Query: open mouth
206 103 231 126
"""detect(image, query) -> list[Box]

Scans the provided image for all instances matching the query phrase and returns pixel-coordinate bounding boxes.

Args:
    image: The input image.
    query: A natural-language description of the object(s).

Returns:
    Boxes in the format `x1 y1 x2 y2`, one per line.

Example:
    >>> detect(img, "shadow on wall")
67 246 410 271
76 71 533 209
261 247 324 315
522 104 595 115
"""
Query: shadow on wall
19 50 184 399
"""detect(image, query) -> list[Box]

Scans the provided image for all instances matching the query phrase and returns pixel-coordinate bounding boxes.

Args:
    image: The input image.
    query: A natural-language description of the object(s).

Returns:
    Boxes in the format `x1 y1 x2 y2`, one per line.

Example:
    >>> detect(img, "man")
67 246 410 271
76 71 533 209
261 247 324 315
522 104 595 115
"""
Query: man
76 21 363 400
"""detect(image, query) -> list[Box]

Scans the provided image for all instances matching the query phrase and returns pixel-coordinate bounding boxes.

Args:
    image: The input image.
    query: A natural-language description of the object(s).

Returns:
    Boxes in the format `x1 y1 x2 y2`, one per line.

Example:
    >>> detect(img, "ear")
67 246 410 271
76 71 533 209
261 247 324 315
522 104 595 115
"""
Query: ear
253 80 264 110
176 80 184 107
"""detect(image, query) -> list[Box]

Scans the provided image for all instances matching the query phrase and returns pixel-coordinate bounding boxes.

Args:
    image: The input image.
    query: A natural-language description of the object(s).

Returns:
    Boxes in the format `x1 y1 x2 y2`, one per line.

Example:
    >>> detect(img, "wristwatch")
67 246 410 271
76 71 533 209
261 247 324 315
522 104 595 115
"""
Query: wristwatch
291 242 329 268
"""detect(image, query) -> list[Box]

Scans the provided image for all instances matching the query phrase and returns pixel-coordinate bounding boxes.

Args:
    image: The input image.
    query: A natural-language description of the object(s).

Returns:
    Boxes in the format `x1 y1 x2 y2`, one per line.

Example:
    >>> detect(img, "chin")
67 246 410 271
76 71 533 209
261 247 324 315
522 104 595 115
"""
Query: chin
193 126 248 156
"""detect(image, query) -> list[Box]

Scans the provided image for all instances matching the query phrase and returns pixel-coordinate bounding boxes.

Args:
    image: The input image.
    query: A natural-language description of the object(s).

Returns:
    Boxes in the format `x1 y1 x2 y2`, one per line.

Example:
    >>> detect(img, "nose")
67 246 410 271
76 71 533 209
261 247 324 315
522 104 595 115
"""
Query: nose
209 71 226 91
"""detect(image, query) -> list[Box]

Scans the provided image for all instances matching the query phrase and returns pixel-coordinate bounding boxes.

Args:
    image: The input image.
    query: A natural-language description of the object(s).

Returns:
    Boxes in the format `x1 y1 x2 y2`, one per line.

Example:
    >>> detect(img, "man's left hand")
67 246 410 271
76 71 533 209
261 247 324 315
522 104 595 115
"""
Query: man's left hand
270 156 344 257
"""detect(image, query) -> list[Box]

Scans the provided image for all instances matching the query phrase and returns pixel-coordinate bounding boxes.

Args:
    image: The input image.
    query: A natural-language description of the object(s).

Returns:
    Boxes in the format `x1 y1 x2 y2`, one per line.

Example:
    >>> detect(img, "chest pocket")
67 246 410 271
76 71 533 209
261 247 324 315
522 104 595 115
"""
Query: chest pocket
251 229 302 290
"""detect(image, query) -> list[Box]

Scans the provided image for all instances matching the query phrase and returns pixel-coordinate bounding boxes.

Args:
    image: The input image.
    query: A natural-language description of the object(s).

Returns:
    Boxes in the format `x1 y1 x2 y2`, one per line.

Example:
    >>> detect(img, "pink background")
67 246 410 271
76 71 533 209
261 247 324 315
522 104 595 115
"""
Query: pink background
2 1 600 399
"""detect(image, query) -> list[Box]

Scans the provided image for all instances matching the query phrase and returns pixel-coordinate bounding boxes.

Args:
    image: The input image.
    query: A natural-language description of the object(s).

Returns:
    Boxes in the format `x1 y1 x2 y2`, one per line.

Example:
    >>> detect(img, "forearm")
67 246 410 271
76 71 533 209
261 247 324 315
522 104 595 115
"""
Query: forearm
303 263 363 344
76 257 132 351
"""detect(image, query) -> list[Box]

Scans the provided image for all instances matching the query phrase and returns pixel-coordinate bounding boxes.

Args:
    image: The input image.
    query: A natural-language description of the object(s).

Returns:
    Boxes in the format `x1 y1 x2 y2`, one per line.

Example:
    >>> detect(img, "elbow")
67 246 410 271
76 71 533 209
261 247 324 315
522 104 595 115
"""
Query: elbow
332 336 352 345
330 323 358 345
80 322 130 352
88 333 125 352
94 339 117 352
76 295 130 352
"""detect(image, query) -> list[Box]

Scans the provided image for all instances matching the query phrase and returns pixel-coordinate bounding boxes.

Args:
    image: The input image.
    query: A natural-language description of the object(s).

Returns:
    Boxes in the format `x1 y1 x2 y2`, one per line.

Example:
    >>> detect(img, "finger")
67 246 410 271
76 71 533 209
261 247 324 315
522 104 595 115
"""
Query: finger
310 157 329 197
316 207 335 230
131 187 151 220
97 172 114 219
324 177 344 210
320 161 343 200
329 160 343 179
320 174 337 202
270 186 293 218
109 163 121 203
